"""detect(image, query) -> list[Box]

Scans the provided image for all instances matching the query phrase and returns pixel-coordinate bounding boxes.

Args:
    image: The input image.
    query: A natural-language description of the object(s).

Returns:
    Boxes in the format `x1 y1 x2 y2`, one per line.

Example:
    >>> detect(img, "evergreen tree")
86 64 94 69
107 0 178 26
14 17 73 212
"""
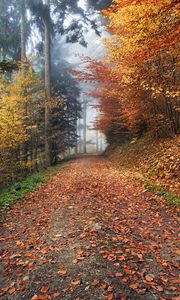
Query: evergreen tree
0 0 21 60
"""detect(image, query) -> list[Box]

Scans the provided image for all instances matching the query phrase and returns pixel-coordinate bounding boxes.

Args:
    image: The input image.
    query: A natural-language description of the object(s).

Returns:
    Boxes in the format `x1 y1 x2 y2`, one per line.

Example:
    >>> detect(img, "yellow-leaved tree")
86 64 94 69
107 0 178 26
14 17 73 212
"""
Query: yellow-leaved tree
0 67 45 184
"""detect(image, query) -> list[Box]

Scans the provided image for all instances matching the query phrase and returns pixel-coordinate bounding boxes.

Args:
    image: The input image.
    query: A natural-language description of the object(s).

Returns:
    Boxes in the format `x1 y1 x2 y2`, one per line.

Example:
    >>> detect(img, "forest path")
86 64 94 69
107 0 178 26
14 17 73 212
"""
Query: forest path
0 157 179 300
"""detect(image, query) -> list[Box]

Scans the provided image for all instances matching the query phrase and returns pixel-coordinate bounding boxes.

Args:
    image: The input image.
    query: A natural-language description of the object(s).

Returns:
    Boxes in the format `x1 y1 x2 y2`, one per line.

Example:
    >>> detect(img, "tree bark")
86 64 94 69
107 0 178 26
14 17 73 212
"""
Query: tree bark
100 132 103 152
44 0 51 166
20 0 26 60
83 98 87 154
96 130 99 153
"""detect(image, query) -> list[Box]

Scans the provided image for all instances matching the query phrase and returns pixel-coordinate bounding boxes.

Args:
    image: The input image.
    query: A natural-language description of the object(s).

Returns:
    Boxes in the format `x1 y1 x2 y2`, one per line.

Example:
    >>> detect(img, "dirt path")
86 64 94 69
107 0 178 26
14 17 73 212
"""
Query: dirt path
0 157 179 300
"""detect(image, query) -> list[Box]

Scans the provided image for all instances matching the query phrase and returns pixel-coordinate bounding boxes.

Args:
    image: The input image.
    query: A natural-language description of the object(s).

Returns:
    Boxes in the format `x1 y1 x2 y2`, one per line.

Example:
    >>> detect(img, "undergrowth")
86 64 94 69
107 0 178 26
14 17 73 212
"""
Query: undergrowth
0 164 62 211
145 182 180 206
107 135 180 199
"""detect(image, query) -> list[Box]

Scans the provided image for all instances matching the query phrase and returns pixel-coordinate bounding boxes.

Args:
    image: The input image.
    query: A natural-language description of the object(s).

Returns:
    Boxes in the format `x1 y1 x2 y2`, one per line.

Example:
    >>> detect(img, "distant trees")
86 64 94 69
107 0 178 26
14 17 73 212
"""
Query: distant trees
73 0 179 142
0 0 21 60
50 60 81 162
87 0 112 10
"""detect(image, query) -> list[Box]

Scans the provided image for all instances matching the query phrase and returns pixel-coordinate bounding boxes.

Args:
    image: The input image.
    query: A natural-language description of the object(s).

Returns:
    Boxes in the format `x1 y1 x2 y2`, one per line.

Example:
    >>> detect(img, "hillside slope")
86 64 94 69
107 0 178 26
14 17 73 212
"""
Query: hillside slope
106 136 180 199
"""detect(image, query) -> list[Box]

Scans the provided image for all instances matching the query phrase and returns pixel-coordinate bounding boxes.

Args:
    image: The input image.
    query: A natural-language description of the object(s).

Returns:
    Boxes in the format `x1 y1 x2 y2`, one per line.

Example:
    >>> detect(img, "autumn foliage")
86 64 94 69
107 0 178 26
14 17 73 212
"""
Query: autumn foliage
0 67 64 186
72 0 179 140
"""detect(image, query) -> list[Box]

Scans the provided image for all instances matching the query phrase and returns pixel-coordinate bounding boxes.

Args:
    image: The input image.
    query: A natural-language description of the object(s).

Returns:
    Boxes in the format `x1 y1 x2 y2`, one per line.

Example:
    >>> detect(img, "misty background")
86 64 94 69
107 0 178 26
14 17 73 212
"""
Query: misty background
28 0 109 154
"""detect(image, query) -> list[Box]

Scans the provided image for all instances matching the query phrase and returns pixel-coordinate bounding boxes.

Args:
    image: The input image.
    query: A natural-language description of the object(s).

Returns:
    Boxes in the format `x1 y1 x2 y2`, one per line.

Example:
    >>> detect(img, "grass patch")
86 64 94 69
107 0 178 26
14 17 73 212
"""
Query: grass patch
145 182 180 206
0 164 63 211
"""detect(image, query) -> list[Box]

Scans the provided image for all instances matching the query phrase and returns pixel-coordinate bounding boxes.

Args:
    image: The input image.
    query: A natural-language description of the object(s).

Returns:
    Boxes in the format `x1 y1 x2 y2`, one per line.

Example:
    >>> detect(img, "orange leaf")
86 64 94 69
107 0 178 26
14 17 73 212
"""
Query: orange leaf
8 287 16 295
31 295 48 300
117 255 126 261
41 286 49 293
51 293 61 298
31 295 38 300
107 293 114 300
130 283 139 290
72 259 78 264
58 269 67 276
38 295 47 300
145 274 155 282
154 285 163 292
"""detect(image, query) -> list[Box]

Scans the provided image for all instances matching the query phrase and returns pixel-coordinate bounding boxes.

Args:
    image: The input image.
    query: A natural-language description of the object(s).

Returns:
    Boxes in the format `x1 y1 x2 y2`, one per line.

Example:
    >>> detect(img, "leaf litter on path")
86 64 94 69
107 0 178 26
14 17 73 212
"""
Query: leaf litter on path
0 157 179 299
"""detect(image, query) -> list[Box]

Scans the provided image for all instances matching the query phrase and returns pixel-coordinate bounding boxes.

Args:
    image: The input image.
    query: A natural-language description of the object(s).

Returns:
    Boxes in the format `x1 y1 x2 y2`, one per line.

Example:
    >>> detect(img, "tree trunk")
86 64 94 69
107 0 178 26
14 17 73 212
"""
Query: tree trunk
96 130 99 153
78 118 81 153
20 0 26 60
83 98 87 154
100 132 103 152
20 0 28 167
44 0 51 166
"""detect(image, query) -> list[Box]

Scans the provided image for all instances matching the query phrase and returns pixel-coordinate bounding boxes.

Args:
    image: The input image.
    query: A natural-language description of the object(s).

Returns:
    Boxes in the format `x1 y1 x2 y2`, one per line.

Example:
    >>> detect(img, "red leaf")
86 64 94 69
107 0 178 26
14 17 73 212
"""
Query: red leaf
41 286 49 293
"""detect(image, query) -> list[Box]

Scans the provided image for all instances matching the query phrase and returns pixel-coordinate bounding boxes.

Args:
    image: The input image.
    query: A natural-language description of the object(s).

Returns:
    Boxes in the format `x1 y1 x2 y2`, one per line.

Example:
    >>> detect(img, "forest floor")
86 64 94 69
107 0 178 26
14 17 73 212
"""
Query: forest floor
0 156 179 300
106 136 180 198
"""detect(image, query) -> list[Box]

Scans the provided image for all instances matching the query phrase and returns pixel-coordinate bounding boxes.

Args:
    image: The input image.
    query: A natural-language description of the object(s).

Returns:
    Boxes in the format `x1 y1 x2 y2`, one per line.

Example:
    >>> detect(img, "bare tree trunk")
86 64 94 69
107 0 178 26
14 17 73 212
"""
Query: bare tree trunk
20 0 26 60
100 132 103 152
78 119 81 153
83 98 87 154
96 130 99 153
44 0 51 166
20 0 28 168
75 119 78 155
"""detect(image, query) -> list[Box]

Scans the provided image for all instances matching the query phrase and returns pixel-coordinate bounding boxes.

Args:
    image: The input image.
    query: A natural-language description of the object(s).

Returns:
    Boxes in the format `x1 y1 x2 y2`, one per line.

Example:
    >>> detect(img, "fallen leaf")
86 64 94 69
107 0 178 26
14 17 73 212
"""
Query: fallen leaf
58 269 67 276
107 286 114 292
23 276 29 281
8 287 16 295
91 279 99 286
51 292 61 298
31 295 38 300
41 286 49 293
145 274 155 282
100 283 107 289
130 283 139 290
115 272 123 277
72 259 78 264
38 295 47 300
154 285 164 292
72 280 81 286
107 293 114 300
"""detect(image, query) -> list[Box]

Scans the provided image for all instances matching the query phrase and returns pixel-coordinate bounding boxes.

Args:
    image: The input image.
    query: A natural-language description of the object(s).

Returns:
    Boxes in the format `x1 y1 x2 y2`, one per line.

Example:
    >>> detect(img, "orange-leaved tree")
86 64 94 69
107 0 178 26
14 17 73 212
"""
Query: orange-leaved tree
73 0 179 140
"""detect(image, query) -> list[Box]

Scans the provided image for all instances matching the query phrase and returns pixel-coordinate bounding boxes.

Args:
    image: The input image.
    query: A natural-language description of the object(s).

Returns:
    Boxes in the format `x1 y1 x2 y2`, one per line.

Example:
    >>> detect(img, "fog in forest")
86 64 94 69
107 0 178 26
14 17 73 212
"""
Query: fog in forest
29 0 109 154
